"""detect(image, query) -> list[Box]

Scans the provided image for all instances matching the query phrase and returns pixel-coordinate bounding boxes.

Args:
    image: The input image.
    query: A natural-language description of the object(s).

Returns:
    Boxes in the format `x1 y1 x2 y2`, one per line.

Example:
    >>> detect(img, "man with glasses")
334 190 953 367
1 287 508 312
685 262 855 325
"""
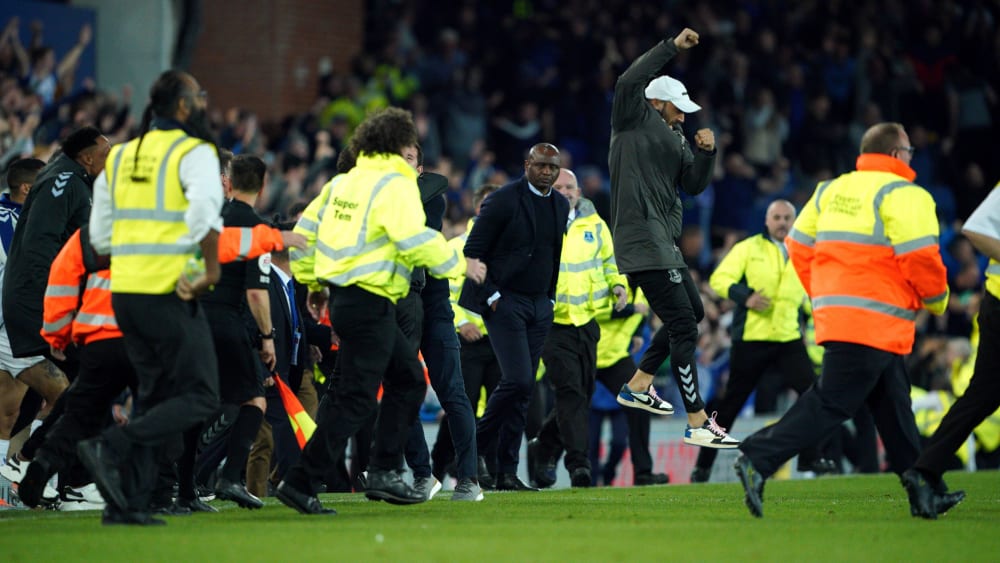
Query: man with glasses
734 122 960 518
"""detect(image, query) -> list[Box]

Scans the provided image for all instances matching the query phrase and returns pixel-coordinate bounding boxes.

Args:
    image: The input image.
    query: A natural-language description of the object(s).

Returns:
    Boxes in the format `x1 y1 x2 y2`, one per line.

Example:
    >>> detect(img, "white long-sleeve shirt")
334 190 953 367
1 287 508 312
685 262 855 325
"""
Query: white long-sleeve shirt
90 143 224 254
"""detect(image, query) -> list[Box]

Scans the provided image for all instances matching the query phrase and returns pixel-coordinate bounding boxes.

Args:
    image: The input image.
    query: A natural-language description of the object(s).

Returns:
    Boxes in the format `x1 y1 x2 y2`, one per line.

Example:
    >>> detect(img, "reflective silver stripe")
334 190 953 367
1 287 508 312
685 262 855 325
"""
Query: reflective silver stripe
894 235 938 255
290 247 315 261
812 295 916 321
556 287 610 306
85 275 111 291
112 243 198 256
596 222 604 256
561 258 602 273
315 172 402 261
114 209 186 221
923 291 948 305
44 285 79 298
813 180 833 212
316 235 390 262
428 252 459 277
324 260 406 286
297 217 319 233
788 227 815 247
988 263 1000 276
237 227 253 260
871 180 913 241
108 146 126 211
397 230 437 251
43 314 74 333
815 230 888 245
75 312 118 327
157 136 191 210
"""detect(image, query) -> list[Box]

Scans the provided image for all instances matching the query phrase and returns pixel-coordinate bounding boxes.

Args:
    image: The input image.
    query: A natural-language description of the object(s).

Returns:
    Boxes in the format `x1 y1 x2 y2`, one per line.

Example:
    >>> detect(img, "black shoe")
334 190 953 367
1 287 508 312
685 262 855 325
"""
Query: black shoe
570 467 592 488
689 466 710 483
150 502 192 516
901 469 937 520
635 472 670 486
495 473 540 492
215 478 264 510
276 481 335 515
176 496 218 513
798 458 841 475
527 439 557 489
364 470 427 505
17 457 56 508
76 438 127 512
477 456 495 490
102 507 167 526
935 490 966 516
734 455 765 518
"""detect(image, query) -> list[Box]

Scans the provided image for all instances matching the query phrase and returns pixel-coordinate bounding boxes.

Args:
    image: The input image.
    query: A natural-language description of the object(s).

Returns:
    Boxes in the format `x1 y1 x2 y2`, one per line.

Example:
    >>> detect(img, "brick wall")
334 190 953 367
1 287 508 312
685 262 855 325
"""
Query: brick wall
188 0 363 121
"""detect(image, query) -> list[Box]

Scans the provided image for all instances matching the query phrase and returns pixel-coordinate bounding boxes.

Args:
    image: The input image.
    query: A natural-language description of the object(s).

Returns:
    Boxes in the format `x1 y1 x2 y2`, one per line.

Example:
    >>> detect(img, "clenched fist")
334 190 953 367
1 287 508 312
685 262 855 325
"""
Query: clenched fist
694 128 715 151
673 28 699 50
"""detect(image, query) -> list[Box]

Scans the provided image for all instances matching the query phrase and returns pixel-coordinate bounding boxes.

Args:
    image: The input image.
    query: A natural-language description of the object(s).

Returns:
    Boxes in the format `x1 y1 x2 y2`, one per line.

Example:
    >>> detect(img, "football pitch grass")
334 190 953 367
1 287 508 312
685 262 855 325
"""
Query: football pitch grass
3 471 998 562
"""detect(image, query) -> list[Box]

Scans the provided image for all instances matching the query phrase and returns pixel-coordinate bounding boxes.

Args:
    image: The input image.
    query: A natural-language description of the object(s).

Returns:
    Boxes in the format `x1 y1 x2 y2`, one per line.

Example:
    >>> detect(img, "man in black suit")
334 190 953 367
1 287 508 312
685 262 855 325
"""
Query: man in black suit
246 240 312 497
461 143 570 491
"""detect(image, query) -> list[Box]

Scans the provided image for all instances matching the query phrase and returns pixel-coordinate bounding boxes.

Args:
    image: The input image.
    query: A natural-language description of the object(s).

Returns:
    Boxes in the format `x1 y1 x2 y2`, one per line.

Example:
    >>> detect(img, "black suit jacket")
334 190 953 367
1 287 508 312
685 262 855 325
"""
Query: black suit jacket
267 269 310 391
459 176 570 315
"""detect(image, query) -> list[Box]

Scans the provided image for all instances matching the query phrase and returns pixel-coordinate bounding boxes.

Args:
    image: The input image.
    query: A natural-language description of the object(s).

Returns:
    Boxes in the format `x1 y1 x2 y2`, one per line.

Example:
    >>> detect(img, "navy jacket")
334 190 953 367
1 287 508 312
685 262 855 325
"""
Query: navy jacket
460 176 569 315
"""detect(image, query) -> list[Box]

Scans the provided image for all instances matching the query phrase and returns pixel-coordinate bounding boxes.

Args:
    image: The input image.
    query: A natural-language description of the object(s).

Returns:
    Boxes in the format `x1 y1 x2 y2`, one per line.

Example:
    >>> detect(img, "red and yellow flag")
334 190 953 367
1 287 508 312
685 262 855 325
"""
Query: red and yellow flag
274 374 316 450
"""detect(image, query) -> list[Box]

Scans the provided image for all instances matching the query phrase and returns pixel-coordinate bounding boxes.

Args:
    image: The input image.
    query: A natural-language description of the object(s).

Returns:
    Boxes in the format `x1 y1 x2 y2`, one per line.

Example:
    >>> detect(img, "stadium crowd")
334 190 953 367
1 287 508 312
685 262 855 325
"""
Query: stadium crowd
0 0 999 521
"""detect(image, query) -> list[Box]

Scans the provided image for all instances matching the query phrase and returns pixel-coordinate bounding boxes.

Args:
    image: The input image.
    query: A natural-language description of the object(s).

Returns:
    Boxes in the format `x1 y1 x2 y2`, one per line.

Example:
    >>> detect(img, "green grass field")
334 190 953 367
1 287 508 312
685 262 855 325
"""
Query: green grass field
3 471 999 562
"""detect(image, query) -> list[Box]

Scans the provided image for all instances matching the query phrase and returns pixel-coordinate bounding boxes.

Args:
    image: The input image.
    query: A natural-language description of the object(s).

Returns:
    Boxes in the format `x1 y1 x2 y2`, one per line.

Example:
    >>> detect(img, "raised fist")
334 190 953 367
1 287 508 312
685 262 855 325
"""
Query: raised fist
673 28 699 50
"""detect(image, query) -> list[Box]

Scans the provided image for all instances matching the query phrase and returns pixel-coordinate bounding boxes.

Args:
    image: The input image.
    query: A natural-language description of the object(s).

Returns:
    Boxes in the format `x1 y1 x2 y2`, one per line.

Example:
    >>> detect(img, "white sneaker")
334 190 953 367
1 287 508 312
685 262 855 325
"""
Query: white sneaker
684 412 740 449
414 476 442 500
0 456 25 483
58 484 106 511
616 384 674 415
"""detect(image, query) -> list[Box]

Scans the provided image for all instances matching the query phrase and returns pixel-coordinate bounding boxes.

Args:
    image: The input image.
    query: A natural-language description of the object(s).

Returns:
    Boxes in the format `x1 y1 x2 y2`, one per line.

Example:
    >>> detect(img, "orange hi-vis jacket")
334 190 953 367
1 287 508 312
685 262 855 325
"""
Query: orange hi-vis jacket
786 153 949 355
42 224 287 350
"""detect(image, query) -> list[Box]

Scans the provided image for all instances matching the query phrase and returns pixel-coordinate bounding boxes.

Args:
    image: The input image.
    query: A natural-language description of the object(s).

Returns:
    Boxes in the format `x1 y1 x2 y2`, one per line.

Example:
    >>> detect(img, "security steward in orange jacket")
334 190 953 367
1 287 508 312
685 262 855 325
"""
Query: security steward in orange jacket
734 122 950 518
16 224 298 509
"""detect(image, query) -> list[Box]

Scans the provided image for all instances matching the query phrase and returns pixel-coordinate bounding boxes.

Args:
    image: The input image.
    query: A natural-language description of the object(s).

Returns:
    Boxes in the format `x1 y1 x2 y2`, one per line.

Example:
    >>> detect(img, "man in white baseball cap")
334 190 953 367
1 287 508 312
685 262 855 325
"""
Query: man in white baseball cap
644 75 702 125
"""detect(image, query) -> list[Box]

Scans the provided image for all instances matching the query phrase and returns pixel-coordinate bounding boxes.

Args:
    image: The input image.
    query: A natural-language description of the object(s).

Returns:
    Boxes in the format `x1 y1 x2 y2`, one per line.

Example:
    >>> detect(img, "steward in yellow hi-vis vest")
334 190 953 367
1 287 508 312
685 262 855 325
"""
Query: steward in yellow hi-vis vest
86 70 223 517
695 200 830 483
529 169 628 488
908 180 1000 517
735 123 955 519
278 108 484 512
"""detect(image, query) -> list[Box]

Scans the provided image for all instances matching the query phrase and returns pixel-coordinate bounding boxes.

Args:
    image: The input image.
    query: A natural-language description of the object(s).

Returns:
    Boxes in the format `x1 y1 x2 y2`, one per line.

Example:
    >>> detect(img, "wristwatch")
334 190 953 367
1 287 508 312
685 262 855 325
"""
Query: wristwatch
259 328 276 340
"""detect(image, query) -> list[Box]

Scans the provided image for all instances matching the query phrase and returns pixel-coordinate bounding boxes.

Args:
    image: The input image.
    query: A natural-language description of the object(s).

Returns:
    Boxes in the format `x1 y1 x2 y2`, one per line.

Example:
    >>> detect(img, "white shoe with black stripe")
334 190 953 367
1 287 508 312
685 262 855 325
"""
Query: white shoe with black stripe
684 412 740 449
616 384 674 415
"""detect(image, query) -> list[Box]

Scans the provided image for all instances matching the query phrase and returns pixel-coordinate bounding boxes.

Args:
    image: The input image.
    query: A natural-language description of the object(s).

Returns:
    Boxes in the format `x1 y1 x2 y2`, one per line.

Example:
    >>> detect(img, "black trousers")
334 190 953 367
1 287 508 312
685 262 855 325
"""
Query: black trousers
740 341 921 478
431 336 503 472
283 285 425 494
631 269 705 413
35 338 138 475
536 321 599 472
916 291 1000 481
104 293 220 511
477 291 553 474
696 339 818 472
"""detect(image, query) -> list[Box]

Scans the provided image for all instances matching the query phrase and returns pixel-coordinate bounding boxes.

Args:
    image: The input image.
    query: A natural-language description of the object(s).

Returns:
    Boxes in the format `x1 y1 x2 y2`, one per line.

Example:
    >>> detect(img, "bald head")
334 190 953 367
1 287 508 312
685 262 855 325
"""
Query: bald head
524 143 561 192
553 168 580 209
765 199 796 241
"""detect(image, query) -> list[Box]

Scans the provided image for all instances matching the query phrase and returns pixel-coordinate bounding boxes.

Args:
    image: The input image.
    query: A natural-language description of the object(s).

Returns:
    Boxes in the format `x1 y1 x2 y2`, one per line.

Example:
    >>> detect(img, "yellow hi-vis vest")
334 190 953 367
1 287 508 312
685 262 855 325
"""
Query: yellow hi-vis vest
553 199 627 327
105 128 209 294
291 174 342 291
299 153 464 303
596 288 647 369
449 218 488 336
709 233 806 342
985 260 1000 301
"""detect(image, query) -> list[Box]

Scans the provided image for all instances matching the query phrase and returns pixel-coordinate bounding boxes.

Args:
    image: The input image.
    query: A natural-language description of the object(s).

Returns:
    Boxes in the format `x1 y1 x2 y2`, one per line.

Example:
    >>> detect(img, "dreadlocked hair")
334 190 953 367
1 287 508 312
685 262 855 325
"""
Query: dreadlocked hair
131 70 195 181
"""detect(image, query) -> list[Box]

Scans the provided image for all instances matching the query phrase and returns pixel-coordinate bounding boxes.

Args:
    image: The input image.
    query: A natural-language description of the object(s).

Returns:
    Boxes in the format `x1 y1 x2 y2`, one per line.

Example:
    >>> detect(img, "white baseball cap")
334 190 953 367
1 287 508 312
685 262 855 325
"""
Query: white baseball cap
644 75 702 113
